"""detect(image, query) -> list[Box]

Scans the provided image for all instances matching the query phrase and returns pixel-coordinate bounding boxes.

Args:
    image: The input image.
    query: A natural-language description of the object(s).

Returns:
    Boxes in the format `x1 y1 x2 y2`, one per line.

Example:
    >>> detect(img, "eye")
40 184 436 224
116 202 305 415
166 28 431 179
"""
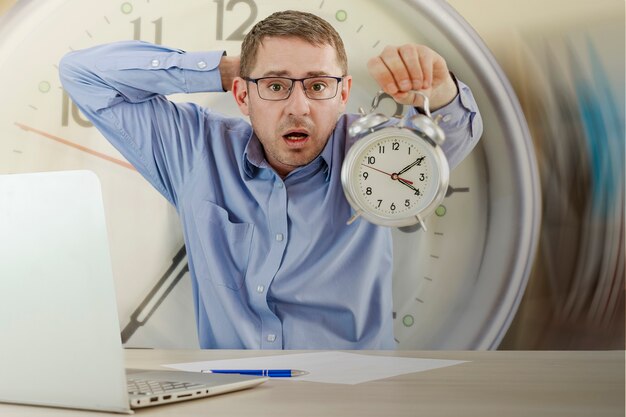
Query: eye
268 82 285 92
306 78 328 93
309 81 328 92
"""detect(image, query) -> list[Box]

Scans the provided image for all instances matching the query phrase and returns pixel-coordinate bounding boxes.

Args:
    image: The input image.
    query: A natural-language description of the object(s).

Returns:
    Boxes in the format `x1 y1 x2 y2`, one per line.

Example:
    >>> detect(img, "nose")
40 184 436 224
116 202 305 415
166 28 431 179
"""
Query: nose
286 81 310 116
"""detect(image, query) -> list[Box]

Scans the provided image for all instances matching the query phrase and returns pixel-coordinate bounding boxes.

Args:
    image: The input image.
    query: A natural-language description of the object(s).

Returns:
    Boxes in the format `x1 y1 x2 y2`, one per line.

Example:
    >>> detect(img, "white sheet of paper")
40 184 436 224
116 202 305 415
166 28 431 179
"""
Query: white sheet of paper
164 352 467 385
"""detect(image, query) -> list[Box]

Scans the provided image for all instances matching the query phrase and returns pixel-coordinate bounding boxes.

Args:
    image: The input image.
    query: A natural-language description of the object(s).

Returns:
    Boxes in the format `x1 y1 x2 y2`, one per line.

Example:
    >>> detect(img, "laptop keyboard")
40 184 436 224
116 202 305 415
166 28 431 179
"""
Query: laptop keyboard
127 378 204 396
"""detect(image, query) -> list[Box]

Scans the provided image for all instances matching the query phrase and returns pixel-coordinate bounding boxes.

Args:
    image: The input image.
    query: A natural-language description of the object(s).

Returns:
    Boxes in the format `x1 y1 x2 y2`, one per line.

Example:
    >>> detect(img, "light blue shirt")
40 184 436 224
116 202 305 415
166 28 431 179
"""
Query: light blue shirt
59 41 482 349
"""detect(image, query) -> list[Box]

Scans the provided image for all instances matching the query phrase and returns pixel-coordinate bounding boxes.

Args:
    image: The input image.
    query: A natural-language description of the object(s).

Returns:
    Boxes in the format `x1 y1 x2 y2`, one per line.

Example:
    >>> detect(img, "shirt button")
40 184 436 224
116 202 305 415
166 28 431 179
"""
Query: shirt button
275 233 284 241
197 60 207 69
256 285 265 293
150 59 160 67
267 334 276 342
442 114 452 123
276 182 284 188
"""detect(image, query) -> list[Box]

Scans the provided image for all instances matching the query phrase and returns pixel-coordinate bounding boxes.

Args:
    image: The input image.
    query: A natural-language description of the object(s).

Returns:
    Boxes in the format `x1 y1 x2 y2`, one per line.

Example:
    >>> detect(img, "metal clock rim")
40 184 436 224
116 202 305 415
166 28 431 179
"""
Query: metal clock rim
341 126 450 227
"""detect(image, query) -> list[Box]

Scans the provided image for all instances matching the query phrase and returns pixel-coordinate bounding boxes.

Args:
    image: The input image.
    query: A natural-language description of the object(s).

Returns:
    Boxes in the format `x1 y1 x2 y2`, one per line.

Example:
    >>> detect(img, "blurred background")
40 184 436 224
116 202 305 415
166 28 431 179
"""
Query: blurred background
447 0 624 350
0 0 623 350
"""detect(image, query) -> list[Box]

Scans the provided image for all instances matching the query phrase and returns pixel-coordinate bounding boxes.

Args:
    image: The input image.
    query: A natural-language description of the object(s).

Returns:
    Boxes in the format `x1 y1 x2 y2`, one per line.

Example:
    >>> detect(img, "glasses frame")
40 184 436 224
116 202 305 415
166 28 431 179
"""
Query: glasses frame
244 75 345 101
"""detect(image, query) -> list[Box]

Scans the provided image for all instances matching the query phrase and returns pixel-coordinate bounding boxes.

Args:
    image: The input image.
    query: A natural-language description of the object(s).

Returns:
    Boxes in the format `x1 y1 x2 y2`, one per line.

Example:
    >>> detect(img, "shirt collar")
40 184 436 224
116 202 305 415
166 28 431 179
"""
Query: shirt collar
243 131 335 182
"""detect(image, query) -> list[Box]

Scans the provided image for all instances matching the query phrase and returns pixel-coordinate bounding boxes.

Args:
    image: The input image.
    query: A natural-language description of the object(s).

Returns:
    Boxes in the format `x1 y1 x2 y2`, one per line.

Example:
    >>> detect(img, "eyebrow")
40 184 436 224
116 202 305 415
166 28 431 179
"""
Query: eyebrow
260 70 333 78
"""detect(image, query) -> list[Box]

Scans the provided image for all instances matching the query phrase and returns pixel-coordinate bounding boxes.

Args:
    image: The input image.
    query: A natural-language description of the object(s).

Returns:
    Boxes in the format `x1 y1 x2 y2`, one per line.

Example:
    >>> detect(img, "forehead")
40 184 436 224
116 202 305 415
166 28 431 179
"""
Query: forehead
251 36 342 77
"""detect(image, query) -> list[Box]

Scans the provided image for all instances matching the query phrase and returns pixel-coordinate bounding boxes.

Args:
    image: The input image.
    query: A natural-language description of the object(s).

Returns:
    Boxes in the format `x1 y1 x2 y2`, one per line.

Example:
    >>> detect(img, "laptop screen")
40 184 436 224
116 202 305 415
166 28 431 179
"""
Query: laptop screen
0 171 130 413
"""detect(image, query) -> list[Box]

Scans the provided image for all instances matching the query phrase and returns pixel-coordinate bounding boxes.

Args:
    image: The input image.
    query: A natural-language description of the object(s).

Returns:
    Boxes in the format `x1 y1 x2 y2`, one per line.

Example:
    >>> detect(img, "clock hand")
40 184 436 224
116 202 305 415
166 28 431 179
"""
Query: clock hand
361 164 414 184
398 178 422 195
15 122 135 171
397 156 426 176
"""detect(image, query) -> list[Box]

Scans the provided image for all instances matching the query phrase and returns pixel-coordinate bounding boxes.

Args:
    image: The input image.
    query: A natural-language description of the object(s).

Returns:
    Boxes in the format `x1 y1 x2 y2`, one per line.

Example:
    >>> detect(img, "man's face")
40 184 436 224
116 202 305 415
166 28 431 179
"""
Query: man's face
234 36 352 177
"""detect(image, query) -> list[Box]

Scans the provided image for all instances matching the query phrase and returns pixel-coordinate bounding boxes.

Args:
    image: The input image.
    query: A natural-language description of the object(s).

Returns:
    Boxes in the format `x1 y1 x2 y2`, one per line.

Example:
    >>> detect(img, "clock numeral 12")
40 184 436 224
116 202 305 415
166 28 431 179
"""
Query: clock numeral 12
215 0 258 41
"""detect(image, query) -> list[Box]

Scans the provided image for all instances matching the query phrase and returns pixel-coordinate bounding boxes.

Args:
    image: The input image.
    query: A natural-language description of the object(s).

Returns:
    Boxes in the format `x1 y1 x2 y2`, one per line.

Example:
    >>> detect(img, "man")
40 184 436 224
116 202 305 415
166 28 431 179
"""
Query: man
60 10 482 349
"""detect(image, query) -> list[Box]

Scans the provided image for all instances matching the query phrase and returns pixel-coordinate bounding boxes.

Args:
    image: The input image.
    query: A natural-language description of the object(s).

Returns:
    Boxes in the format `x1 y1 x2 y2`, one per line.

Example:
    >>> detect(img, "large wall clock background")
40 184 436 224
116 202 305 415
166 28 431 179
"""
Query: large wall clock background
0 0 622 349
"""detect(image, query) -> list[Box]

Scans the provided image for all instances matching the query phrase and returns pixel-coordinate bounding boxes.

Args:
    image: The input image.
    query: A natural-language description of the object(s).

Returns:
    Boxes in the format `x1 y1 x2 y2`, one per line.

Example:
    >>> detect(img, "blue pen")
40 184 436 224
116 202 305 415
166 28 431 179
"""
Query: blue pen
202 369 308 377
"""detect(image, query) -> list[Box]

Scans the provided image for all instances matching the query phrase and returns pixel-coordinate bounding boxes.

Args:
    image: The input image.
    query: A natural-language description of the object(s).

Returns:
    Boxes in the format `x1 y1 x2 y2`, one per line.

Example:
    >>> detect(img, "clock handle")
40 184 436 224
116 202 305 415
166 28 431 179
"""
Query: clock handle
412 91 432 118
369 90 432 118
369 90 404 118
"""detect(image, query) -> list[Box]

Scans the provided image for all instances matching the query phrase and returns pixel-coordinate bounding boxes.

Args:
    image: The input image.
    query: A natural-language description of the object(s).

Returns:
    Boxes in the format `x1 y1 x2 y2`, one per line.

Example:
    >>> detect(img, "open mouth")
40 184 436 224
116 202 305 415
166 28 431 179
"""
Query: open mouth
283 131 310 145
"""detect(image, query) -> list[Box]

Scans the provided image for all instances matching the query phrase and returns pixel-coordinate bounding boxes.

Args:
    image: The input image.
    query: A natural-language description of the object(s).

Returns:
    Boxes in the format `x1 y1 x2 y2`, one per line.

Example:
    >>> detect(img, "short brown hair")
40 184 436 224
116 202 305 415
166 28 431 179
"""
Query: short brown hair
239 10 348 78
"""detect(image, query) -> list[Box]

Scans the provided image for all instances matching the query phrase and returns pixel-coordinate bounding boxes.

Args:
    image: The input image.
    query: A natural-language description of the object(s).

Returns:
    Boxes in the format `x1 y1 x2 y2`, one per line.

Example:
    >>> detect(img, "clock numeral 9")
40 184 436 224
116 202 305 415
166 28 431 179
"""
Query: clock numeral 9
215 0 258 41
362 172 369 180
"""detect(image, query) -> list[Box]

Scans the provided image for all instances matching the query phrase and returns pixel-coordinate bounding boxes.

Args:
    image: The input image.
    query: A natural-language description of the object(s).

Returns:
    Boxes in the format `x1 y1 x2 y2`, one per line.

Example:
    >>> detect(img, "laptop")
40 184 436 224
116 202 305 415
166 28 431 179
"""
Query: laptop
0 170 267 414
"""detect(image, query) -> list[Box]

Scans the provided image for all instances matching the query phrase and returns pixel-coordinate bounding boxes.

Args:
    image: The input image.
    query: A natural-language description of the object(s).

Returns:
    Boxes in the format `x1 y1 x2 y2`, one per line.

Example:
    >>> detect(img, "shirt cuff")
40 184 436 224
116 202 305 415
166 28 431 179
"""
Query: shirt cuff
179 50 225 93
432 77 479 138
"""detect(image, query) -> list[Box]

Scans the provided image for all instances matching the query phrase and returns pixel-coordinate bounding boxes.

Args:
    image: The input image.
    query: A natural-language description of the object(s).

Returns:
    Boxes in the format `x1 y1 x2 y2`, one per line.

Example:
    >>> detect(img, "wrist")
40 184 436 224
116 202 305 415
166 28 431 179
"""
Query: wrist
429 72 459 110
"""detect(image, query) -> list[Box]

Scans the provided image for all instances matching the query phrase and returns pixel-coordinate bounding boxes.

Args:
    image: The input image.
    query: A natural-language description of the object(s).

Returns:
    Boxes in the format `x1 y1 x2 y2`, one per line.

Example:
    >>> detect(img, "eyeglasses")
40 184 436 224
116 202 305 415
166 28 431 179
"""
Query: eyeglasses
244 76 344 101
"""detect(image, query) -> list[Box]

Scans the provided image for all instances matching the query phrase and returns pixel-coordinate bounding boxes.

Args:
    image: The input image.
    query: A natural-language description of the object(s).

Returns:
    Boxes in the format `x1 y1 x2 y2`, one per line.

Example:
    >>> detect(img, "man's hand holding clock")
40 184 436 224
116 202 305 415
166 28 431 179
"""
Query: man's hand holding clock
367 43 458 110
342 44 454 229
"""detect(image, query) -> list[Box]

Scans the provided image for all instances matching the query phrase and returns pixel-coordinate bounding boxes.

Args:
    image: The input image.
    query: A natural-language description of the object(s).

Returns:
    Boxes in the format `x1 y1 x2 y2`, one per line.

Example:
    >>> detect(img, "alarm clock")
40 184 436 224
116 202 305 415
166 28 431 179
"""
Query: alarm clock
342 91 449 230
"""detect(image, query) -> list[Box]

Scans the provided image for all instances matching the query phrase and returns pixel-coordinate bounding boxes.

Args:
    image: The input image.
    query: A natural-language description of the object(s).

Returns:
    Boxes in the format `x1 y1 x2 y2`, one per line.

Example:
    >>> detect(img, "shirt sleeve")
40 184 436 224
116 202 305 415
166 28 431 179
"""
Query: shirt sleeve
406 76 483 170
58 40 227 205
432 77 483 169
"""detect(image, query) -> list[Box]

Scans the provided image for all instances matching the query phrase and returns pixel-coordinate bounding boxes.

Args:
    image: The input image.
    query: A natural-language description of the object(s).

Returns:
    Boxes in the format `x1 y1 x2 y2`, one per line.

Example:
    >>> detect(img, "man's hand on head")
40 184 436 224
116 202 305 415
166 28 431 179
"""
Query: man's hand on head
367 44 458 111
219 55 241 92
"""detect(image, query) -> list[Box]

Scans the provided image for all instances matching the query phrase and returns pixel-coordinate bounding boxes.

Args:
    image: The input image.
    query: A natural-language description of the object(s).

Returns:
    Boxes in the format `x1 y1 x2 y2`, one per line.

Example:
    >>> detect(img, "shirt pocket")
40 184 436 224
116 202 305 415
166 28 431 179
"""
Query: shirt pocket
191 200 254 291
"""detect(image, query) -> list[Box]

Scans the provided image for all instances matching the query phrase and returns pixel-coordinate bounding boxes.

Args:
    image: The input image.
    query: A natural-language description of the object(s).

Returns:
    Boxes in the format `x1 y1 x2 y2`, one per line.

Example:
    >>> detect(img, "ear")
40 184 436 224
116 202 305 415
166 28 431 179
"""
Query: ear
338 75 352 112
232 77 250 116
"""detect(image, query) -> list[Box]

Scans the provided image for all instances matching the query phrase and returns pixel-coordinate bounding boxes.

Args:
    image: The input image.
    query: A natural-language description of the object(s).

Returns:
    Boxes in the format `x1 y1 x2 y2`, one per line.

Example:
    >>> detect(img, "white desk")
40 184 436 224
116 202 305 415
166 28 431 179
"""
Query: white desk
1 350 623 416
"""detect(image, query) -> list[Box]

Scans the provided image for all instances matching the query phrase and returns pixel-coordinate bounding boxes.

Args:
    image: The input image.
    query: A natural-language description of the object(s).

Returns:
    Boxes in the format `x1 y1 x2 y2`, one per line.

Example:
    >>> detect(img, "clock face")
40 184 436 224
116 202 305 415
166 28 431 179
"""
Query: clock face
0 0 540 349
343 128 448 226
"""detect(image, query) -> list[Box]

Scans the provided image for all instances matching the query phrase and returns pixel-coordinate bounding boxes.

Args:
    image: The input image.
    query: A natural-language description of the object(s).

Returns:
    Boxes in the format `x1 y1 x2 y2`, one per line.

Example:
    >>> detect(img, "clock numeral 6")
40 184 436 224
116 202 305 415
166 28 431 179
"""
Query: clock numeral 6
390 203 396 211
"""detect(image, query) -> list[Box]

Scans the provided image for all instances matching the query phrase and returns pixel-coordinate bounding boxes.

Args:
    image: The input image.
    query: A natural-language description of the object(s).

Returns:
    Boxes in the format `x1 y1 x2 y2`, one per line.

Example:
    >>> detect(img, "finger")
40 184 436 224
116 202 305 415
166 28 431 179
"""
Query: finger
390 90 429 107
397 44 423 91
378 46 412 94
367 55 396 95
418 51 434 90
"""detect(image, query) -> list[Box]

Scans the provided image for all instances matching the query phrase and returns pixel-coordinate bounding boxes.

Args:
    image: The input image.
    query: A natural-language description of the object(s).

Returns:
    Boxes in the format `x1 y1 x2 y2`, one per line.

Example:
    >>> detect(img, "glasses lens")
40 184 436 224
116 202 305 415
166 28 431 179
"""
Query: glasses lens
303 77 339 100
256 78 293 100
